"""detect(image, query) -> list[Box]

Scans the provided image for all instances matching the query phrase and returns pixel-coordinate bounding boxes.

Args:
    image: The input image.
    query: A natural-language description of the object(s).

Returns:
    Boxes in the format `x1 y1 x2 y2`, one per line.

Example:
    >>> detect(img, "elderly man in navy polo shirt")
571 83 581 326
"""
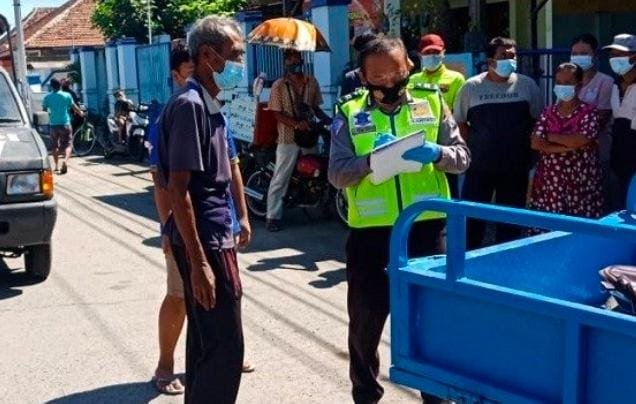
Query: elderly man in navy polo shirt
157 15 246 404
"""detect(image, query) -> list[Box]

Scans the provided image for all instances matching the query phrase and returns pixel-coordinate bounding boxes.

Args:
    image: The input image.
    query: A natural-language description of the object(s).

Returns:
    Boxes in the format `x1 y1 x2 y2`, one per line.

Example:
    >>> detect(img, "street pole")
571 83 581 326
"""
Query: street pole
147 0 152 44
13 0 30 115
0 14 17 86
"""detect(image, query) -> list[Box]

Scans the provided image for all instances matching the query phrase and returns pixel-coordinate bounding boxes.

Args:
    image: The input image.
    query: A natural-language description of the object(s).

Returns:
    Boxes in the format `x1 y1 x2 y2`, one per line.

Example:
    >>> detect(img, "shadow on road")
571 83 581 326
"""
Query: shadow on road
89 185 347 286
242 216 346 279
45 381 161 404
247 252 322 272
142 236 162 249
0 258 41 300
95 193 158 223
308 268 346 288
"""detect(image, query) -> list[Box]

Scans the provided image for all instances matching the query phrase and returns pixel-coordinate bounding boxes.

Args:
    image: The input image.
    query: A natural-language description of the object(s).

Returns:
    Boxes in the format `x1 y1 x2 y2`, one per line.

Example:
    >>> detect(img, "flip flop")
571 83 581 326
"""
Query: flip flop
60 162 68 175
266 220 281 232
242 362 256 373
152 375 185 395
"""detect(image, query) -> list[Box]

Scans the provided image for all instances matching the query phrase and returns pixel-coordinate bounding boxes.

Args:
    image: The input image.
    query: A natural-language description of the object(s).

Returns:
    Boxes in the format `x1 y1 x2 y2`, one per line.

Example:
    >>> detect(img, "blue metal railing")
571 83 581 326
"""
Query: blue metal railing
390 175 636 282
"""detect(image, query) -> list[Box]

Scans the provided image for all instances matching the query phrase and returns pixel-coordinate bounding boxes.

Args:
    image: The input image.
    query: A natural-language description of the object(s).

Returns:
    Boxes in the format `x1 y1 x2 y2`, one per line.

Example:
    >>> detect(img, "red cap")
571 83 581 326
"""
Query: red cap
419 34 445 53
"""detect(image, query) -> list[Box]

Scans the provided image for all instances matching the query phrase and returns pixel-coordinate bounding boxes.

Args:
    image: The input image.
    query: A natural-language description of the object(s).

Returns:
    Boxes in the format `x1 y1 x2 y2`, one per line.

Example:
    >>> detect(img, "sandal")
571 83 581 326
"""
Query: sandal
242 361 256 373
152 375 185 395
60 162 68 175
266 220 281 232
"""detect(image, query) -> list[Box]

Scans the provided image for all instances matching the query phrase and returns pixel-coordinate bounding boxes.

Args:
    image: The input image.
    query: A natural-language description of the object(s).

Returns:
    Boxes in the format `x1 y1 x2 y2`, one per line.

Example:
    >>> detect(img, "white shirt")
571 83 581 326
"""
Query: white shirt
611 82 636 130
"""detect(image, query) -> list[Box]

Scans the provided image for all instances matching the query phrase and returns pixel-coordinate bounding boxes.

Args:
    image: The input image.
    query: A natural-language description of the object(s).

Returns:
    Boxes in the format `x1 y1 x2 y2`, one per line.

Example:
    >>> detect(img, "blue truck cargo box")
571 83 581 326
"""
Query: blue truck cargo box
388 195 636 403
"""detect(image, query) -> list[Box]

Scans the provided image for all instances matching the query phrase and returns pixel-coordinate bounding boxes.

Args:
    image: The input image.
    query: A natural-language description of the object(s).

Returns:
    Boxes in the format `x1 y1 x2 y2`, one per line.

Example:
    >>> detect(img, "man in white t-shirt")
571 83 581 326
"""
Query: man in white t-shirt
604 33 636 209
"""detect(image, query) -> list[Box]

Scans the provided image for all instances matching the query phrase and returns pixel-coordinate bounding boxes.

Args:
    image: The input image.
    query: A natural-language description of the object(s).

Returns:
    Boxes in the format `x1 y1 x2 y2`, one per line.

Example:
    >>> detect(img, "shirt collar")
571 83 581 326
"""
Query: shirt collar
187 77 222 115
424 64 446 77
284 73 307 85
202 87 222 114
365 91 409 115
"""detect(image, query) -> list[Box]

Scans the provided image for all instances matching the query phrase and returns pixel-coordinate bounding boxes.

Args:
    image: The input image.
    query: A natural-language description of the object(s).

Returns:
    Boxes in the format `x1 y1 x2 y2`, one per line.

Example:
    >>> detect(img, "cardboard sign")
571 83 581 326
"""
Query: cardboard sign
226 96 258 143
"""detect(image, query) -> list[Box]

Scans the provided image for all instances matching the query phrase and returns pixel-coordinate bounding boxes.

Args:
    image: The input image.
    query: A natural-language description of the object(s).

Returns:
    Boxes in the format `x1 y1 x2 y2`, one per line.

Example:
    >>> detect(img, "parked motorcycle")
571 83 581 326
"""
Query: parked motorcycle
243 130 348 225
104 103 150 161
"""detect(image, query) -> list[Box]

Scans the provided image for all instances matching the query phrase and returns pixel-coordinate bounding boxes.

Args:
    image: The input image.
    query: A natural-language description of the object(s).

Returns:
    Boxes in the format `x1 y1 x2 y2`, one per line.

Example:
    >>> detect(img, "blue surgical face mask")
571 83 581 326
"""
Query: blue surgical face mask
553 84 577 102
494 58 517 78
209 60 245 90
609 56 635 76
421 54 444 72
570 55 593 71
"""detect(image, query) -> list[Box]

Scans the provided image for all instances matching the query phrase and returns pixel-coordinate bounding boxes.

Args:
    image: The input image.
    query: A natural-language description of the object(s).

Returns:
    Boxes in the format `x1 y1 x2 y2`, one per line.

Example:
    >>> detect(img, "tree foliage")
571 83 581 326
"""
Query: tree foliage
92 0 247 42
65 61 82 84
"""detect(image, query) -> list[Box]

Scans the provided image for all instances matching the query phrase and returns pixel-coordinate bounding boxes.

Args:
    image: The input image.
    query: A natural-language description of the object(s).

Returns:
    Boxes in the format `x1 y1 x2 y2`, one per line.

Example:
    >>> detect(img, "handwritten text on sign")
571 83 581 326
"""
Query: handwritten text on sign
227 96 257 143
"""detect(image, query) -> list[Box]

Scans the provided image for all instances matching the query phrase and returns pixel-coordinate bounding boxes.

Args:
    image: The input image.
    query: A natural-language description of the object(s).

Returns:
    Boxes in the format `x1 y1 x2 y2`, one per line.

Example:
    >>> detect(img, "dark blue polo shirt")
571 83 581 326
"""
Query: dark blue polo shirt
158 78 233 250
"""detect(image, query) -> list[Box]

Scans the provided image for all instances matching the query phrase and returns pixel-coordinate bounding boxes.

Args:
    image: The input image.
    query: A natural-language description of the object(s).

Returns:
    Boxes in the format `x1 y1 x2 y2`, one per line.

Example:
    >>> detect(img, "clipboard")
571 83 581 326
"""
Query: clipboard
369 132 424 185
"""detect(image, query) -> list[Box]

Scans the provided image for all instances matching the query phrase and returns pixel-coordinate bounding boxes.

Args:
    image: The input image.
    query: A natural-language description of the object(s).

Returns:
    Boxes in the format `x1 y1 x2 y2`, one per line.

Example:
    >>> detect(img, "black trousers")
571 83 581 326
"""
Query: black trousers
346 220 445 404
446 173 460 199
461 168 529 249
173 246 244 404
611 171 634 212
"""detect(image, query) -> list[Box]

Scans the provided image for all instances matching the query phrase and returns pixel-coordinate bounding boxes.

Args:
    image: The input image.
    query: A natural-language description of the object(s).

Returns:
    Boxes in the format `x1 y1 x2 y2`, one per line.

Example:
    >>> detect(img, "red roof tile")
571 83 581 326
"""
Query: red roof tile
0 0 104 54
0 7 56 55
26 0 105 48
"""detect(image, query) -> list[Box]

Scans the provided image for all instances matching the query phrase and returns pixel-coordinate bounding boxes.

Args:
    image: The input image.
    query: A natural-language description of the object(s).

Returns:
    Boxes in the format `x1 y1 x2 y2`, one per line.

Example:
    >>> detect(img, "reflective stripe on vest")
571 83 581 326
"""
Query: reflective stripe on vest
340 89 450 228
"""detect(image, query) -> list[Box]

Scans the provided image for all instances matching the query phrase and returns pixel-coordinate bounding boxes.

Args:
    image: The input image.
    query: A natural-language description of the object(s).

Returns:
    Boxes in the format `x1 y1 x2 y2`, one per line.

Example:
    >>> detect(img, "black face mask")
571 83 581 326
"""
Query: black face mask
367 77 409 105
286 62 303 75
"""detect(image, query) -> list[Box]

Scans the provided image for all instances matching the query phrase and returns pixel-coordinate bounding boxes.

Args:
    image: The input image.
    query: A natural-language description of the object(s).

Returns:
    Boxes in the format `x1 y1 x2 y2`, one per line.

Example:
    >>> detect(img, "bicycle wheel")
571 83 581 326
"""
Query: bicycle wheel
335 188 348 226
72 123 96 157
244 170 271 220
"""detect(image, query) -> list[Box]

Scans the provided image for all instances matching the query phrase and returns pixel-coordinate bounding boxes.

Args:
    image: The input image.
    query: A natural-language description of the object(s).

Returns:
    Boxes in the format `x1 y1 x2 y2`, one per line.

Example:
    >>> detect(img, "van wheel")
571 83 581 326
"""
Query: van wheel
25 244 51 281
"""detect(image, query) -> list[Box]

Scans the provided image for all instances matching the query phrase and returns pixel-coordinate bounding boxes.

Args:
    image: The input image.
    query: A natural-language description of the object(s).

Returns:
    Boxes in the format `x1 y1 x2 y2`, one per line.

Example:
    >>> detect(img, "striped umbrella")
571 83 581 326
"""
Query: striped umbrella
247 18 331 52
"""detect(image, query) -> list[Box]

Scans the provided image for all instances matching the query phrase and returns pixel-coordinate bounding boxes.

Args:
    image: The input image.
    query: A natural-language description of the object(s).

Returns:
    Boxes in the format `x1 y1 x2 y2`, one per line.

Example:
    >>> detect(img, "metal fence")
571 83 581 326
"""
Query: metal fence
517 48 571 105
135 42 172 105
94 48 109 116
252 45 314 86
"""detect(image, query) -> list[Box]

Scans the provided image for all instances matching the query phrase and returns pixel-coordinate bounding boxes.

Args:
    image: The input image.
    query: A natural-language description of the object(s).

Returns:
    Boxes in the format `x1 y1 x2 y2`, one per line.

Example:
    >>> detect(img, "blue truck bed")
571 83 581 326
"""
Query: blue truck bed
388 198 636 404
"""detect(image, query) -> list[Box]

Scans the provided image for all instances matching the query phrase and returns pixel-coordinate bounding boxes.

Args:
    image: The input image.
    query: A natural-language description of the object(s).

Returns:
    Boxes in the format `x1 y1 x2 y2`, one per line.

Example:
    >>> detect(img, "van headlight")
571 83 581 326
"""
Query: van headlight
6 172 43 195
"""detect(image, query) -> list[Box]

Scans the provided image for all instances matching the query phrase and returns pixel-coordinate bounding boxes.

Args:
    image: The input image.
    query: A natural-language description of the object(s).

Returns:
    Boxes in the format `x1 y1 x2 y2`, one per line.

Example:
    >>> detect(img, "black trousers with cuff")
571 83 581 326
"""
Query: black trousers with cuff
172 245 244 404
346 220 445 404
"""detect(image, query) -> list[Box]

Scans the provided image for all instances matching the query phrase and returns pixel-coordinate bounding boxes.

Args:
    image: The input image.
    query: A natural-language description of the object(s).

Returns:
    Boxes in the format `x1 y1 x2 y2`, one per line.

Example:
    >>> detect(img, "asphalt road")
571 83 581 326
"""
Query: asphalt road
0 156 419 403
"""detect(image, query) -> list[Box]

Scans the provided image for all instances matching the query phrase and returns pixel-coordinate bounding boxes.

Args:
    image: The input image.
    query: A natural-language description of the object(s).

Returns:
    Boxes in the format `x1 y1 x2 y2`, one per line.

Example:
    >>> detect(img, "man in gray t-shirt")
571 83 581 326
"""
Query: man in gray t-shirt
454 37 542 249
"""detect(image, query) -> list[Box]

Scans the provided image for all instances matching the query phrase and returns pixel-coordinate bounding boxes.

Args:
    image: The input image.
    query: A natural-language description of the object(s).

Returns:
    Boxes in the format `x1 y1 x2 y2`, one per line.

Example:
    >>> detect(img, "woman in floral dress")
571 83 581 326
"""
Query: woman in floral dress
529 62 603 218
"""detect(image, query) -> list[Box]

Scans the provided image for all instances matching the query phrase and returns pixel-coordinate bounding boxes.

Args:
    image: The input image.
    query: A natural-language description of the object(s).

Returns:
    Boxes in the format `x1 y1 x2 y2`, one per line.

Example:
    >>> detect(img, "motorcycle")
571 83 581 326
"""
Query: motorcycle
243 129 348 226
105 103 150 161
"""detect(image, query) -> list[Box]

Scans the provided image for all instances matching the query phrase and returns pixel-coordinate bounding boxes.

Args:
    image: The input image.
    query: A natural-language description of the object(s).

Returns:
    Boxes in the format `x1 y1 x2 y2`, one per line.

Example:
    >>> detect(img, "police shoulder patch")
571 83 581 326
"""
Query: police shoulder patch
337 87 366 105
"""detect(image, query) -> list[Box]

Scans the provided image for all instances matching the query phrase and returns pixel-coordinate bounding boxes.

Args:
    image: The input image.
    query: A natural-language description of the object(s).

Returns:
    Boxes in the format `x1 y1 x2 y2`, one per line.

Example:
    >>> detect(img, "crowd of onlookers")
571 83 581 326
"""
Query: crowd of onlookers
336 31 635 244
265 30 636 240
140 17 636 402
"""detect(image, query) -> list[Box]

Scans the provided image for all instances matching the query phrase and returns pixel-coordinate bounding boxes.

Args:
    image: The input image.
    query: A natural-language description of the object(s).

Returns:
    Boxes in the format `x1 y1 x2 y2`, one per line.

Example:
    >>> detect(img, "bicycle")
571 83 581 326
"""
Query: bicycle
71 111 97 157
71 108 147 160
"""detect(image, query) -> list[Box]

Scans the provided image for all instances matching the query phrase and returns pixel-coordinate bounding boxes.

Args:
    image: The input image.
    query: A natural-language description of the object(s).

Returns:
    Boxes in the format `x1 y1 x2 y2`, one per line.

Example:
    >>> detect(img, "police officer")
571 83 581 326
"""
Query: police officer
410 34 466 198
328 36 470 404
410 34 465 109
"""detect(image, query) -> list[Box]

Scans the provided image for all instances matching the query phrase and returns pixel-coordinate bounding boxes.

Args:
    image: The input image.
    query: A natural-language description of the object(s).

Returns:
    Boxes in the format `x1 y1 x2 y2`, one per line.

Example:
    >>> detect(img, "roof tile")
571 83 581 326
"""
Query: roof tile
26 0 105 48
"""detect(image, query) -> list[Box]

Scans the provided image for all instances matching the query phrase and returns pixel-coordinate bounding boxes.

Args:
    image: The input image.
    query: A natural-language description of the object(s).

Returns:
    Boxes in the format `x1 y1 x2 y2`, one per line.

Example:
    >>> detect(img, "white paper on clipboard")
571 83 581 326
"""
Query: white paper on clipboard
369 132 424 185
